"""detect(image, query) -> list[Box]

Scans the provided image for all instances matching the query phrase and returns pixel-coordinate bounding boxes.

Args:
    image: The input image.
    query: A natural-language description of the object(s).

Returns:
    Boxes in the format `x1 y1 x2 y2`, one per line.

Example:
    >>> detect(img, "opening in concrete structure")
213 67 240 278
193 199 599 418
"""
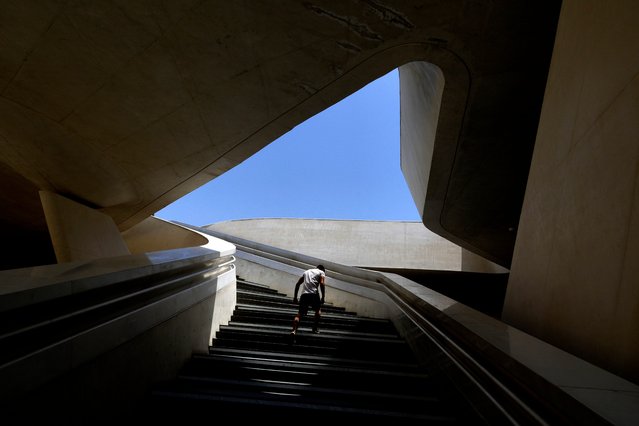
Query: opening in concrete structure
155 69 420 227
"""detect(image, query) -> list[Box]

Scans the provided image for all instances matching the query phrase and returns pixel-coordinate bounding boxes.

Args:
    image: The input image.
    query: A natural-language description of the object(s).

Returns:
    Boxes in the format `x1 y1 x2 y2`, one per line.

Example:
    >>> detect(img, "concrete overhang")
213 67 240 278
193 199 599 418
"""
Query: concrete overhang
0 1 561 269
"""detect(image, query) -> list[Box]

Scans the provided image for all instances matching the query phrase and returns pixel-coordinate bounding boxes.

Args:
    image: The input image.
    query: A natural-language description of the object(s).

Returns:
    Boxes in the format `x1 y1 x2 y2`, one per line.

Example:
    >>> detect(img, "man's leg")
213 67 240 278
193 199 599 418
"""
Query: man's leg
291 313 301 334
312 307 321 333
292 297 307 335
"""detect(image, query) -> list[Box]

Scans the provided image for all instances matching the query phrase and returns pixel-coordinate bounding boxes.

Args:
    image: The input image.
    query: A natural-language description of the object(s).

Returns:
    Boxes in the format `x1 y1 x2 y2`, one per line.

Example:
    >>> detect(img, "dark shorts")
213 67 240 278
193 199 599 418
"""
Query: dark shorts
298 293 321 316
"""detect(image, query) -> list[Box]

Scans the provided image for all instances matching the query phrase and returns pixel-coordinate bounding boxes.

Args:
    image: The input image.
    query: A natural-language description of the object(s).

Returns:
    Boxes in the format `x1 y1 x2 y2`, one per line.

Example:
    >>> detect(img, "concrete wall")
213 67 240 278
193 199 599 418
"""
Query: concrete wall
10 276 235 423
206 218 462 271
399 61 444 220
1 247 236 422
504 0 639 383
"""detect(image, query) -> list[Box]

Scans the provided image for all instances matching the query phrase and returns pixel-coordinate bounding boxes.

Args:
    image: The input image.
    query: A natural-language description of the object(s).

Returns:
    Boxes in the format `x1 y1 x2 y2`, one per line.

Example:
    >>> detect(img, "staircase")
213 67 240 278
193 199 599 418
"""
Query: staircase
137 276 482 423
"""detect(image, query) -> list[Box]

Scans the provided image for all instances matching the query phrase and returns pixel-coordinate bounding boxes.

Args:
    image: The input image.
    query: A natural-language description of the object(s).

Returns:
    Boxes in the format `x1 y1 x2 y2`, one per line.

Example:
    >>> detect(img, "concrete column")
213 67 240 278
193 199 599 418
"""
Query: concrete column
504 0 639 383
40 190 130 263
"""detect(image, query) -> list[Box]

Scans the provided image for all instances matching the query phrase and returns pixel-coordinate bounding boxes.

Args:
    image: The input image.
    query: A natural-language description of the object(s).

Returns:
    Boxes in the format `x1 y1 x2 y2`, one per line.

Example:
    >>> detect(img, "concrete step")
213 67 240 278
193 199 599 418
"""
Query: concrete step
142 386 460 422
206 346 422 371
148 375 455 421
225 321 399 339
213 325 416 362
182 352 434 392
236 292 350 314
230 305 398 334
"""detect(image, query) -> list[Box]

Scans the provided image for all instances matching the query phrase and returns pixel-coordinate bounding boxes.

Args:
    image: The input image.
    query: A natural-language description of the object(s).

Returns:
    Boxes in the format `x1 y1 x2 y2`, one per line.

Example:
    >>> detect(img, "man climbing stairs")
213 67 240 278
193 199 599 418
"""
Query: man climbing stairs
137 275 482 423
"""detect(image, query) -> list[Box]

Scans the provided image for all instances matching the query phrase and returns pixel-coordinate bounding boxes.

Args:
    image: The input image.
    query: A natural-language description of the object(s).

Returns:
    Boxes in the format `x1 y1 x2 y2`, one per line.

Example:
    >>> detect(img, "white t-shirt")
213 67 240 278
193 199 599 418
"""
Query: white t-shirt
301 268 325 295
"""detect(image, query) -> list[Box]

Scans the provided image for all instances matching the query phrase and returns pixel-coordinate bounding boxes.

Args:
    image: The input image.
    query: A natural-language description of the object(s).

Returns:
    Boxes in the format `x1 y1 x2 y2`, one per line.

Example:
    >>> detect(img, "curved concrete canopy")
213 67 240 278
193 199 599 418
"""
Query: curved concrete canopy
0 1 561 269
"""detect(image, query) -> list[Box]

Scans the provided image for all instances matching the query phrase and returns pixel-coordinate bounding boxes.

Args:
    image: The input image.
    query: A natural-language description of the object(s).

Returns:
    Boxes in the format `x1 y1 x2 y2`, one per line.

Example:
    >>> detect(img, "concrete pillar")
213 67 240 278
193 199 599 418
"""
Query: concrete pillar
504 0 639 382
40 190 130 263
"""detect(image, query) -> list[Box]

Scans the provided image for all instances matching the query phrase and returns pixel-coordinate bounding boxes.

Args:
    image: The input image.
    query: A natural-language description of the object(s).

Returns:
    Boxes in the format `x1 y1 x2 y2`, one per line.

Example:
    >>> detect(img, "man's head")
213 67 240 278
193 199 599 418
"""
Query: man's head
316 264 325 272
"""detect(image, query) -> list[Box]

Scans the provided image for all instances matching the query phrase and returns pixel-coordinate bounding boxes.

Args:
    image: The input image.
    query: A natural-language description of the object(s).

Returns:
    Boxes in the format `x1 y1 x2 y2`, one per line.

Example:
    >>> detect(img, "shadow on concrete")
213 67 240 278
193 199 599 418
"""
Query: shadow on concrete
369 268 508 319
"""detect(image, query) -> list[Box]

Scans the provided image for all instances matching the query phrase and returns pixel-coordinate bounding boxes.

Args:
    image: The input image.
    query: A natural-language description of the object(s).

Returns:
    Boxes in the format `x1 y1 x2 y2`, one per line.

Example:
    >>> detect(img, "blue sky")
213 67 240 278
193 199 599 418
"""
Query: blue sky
155 69 421 227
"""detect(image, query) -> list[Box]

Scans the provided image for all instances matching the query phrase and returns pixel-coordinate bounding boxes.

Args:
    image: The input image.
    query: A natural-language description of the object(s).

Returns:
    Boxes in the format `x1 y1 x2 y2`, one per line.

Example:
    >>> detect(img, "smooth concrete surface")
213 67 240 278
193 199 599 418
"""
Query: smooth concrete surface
2 266 234 396
207 272 237 342
0 1 561 273
399 61 445 222
40 190 130 263
504 0 639 384
6 273 234 423
206 218 462 271
123 215 209 254
384 272 639 426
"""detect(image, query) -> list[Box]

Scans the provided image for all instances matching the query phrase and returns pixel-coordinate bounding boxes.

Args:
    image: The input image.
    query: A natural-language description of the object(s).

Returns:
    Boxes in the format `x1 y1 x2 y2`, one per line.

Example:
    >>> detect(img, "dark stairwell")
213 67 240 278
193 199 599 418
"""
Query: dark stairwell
134 275 484 423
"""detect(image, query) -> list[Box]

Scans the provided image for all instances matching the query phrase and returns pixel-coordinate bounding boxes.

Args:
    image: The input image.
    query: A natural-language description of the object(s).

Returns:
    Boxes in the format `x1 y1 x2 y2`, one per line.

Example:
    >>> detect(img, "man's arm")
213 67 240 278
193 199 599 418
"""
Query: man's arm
319 274 326 304
293 276 303 302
